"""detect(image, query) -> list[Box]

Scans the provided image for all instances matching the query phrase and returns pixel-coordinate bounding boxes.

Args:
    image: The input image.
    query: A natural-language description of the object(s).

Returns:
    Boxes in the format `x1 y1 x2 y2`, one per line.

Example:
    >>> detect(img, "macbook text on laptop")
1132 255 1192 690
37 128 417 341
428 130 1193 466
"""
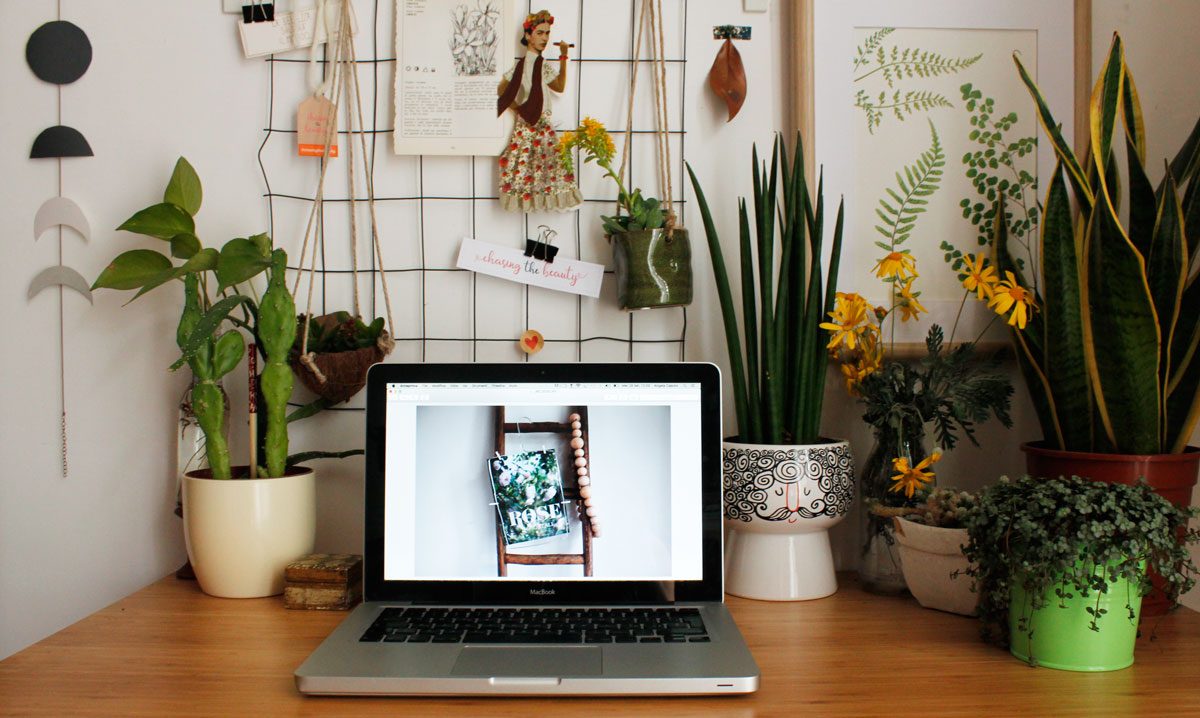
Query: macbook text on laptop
295 362 759 695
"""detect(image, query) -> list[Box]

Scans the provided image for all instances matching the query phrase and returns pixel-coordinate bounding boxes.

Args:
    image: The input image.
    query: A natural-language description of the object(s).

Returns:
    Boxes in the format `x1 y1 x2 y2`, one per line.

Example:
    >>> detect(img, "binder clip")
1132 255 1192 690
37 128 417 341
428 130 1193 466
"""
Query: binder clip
523 225 560 263
242 1 275 23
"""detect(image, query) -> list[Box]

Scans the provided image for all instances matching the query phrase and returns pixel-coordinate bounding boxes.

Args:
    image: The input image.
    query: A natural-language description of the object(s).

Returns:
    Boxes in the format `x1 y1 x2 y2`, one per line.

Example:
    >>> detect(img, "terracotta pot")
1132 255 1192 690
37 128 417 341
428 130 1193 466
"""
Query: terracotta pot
893 517 977 616
610 228 693 310
722 438 854 600
1022 441 1200 616
182 466 316 598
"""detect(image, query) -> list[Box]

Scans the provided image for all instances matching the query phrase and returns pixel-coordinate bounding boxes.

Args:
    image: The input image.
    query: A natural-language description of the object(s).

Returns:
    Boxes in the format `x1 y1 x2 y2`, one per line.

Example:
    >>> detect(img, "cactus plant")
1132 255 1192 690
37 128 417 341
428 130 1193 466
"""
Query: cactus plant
93 157 355 478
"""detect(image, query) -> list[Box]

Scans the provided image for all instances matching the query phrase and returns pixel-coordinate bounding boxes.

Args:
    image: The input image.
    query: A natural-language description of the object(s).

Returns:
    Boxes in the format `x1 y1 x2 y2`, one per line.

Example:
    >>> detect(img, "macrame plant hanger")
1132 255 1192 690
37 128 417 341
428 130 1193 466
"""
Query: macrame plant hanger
292 0 395 401
618 0 675 235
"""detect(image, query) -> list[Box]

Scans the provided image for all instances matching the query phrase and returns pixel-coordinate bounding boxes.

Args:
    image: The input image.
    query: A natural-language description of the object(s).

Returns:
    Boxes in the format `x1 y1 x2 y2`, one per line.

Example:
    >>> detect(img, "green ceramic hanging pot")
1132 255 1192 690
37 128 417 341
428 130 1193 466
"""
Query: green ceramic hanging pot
610 228 693 310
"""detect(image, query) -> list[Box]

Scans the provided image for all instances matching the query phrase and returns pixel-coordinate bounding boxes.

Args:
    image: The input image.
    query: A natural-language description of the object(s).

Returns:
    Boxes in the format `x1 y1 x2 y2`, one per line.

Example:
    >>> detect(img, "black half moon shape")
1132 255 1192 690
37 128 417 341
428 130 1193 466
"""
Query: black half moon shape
31 125 93 158
26 21 92 84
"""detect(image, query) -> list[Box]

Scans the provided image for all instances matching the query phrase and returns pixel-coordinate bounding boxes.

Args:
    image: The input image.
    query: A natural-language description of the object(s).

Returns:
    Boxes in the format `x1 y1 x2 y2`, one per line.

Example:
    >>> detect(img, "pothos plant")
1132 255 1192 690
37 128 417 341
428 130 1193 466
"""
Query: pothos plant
92 157 357 480
558 117 668 234
963 475 1198 661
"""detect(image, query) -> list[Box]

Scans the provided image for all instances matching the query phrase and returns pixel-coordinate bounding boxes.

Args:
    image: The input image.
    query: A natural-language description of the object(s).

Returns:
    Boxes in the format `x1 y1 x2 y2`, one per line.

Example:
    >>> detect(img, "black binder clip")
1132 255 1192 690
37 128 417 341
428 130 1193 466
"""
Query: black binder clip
523 225 560 263
242 1 275 23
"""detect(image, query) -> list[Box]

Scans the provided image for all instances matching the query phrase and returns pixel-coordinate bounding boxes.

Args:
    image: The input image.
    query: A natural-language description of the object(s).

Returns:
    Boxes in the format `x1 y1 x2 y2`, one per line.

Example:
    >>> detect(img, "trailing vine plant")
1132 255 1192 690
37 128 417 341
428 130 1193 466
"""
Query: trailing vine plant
941 82 1039 279
853 28 982 134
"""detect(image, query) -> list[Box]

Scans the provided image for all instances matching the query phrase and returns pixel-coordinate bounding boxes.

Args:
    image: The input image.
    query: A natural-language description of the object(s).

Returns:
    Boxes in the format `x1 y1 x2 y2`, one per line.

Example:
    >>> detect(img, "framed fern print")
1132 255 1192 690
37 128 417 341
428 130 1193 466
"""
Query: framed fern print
808 1 1084 345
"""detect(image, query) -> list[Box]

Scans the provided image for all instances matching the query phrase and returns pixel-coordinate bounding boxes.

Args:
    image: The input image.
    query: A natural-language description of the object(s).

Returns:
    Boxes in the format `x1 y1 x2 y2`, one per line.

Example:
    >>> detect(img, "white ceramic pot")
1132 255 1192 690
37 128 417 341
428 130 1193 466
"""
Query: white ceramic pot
182 467 316 598
893 516 977 616
722 439 854 600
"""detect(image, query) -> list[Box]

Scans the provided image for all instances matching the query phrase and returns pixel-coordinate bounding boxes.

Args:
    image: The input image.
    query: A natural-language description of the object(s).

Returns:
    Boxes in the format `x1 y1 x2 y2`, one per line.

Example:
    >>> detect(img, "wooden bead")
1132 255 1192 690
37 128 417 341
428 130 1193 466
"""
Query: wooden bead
574 448 585 457
571 429 582 438
574 457 587 468
590 526 601 538
569 413 580 422
576 467 588 477
585 505 597 517
569 438 584 449
577 476 590 487
579 486 592 500
571 421 581 430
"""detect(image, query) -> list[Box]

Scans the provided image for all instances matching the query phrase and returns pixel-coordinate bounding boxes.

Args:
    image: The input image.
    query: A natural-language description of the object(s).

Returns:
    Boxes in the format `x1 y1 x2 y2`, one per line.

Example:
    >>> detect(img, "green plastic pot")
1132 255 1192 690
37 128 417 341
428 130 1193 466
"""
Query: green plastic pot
1008 563 1144 671
610 228 693 310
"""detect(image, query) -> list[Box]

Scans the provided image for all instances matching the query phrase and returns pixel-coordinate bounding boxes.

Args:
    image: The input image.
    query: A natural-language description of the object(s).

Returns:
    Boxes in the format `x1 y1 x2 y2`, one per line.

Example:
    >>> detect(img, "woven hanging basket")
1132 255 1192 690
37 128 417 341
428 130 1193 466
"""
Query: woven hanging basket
290 313 392 404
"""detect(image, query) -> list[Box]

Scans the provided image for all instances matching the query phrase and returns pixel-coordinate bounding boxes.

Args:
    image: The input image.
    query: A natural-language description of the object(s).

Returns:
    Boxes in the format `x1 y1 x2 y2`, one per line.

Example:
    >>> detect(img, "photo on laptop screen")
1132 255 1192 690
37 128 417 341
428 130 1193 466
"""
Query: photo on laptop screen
381 382 703 582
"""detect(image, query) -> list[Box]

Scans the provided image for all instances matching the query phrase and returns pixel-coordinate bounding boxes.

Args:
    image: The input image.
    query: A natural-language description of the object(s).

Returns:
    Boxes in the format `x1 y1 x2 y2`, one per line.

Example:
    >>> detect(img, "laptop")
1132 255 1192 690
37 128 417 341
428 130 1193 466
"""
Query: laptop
295 362 759 696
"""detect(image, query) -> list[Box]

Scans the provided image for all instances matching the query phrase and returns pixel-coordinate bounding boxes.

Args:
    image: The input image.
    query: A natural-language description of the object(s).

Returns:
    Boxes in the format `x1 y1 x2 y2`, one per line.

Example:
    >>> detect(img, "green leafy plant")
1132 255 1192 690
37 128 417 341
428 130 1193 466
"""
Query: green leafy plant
686 132 843 444
558 117 667 234
963 475 1198 660
92 157 358 479
906 486 976 529
295 312 386 355
990 33 1200 454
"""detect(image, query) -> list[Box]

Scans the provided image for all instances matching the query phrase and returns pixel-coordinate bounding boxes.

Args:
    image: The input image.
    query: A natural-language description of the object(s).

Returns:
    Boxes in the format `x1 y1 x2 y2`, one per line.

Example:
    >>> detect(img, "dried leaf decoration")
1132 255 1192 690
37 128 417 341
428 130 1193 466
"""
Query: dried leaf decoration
709 38 746 122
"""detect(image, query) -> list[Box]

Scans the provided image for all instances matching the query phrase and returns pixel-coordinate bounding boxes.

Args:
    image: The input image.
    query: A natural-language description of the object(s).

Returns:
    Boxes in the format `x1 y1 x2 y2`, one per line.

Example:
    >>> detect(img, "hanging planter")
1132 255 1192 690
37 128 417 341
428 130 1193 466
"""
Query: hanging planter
611 228 693 310
290 312 392 404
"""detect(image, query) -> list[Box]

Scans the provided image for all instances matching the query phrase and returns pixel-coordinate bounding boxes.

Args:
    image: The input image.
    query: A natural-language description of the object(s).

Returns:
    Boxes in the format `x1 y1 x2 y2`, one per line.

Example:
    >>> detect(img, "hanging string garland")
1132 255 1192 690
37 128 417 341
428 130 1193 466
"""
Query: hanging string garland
569 412 600 537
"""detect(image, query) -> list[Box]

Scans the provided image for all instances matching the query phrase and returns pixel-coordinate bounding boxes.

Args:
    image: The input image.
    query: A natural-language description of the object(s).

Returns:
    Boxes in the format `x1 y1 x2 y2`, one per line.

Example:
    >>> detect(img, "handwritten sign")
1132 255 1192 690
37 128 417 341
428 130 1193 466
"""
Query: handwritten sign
455 238 604 298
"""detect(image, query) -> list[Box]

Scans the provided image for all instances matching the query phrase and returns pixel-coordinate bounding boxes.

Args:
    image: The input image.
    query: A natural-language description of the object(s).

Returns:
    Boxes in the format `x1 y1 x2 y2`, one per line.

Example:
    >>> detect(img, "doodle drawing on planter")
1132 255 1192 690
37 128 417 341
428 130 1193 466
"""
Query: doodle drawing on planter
723 439 854 600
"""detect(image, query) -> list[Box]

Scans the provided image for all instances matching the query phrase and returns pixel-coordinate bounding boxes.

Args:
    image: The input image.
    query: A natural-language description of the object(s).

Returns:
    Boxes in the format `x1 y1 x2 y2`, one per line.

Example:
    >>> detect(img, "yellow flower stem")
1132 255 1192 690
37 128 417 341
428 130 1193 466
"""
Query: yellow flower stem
947 289 969 347
594 156 631 215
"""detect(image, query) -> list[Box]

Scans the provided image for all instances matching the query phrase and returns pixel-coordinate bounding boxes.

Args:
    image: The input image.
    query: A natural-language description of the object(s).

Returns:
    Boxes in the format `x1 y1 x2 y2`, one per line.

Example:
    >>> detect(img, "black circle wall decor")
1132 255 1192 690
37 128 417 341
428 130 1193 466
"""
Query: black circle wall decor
26 20 92 85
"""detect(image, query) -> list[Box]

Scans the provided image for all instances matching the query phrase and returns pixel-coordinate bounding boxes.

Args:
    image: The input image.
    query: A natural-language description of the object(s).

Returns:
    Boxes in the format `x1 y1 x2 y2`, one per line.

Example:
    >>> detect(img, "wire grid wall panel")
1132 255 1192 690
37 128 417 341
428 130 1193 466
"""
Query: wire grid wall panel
257 0 690 389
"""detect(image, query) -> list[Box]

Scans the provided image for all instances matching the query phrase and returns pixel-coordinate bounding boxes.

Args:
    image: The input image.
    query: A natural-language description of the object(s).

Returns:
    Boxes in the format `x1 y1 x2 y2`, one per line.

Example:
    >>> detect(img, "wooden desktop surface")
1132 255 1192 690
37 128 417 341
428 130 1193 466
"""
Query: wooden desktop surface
2 573 1198 717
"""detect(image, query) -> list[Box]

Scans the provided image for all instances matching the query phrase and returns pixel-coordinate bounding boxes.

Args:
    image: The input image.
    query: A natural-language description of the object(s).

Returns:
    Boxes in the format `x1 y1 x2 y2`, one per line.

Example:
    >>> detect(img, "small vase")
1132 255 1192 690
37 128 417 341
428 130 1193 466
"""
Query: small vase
858 423 927 594
610 228 693 310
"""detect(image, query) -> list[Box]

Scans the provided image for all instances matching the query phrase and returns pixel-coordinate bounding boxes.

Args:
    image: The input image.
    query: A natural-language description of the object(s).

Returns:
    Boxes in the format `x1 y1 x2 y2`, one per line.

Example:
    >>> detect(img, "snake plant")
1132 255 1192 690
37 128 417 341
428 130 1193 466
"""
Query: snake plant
687 133 844 444
1008 33 1200 454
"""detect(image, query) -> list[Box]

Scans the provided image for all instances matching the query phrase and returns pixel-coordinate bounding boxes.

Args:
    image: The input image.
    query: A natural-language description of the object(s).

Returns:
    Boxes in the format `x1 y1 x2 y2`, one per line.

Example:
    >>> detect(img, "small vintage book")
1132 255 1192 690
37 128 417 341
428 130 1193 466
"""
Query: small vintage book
488 449 570 546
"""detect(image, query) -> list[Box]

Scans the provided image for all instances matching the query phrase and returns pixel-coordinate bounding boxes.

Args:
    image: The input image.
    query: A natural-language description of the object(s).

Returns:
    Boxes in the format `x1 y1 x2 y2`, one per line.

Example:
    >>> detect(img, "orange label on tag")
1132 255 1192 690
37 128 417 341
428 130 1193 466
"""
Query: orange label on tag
297 94 337 158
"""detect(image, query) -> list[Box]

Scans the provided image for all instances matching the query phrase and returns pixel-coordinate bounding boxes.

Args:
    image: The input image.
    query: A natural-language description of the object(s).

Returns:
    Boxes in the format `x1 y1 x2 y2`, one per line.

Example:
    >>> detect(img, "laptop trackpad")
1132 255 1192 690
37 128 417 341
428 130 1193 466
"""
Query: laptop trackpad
451 647 603 677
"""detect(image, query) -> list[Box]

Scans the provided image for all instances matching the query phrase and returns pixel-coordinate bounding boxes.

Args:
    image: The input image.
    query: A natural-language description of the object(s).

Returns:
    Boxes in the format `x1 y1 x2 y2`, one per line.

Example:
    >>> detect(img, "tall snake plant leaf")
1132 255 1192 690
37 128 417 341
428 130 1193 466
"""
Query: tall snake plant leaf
1146 166 1187 395
1090 35 1126 194
1084 190 1162 454
1125 135 1157 259
739 199 763 442
1014 54 1093 212
1040 163 1092 450
1167 276 1200 452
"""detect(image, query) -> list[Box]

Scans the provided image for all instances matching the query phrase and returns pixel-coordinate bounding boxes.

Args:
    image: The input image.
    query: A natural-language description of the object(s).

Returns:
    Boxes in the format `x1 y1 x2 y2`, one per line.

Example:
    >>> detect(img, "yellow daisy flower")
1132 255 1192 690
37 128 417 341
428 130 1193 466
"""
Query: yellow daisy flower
988 271 1037 330
820 292 871 350
889 452 943 498
873 251 917 280
895 277 927 322
961 254 998 301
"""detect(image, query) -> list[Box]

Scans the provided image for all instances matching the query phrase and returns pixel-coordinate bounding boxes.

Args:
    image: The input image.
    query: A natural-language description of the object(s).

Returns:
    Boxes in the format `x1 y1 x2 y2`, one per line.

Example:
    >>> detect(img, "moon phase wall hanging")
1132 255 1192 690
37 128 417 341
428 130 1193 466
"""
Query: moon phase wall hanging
26 17 95 477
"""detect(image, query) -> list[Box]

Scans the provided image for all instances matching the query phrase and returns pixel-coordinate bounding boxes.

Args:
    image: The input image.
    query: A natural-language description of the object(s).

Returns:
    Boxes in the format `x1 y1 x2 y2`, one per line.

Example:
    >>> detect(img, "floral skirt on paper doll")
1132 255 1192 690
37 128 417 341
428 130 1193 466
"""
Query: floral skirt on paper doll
499 110 583 213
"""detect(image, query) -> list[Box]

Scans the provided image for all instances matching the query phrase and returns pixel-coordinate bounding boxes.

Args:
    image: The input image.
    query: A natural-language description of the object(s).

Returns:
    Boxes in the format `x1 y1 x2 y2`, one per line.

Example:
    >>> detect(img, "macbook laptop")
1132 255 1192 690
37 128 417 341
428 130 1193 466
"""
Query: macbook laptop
295 362 759 696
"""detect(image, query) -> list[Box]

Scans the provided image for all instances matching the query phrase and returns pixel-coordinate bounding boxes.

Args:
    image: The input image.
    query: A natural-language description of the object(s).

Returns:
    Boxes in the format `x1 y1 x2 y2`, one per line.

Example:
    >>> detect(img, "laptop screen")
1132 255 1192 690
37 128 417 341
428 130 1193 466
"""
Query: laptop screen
362 363 723 604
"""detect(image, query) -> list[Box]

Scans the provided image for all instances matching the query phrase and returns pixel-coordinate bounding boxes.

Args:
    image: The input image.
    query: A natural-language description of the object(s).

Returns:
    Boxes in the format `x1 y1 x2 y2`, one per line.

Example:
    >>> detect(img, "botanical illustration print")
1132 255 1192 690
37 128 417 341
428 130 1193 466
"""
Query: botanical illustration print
941 83 1039 275
450 0 500 76
872 119 944 280
854 27 981 134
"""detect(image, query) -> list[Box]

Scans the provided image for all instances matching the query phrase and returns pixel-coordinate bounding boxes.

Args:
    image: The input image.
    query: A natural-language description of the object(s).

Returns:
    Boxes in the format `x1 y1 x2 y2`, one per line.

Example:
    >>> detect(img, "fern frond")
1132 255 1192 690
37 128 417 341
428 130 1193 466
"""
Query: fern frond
874 120 945 252
853 27 896 71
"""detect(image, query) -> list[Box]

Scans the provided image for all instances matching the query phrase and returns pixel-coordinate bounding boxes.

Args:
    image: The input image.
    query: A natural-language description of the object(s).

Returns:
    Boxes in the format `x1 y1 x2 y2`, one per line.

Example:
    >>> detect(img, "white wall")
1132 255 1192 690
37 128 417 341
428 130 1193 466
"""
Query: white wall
3 0 1199 660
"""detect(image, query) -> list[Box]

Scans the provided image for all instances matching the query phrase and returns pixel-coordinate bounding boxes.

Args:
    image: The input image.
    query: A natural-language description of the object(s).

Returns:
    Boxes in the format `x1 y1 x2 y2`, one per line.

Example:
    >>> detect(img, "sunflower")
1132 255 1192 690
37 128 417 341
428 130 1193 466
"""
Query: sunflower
873 251 917 280
820 292 872 350
889 452 943 498
988 271 1037 330
961 254 997 300
895 277 927 322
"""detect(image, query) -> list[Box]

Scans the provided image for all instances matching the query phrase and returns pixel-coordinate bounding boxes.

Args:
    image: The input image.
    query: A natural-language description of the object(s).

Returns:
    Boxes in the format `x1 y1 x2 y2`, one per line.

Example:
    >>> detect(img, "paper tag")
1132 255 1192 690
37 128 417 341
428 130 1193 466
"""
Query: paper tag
297 95 338 157
456 238 604 298
238 3 357 59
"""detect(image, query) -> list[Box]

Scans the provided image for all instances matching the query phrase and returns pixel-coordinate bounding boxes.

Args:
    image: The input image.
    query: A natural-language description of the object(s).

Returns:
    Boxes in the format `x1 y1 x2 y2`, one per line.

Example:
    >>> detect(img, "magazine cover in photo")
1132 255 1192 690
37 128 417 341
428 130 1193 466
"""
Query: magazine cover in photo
488 449 570 546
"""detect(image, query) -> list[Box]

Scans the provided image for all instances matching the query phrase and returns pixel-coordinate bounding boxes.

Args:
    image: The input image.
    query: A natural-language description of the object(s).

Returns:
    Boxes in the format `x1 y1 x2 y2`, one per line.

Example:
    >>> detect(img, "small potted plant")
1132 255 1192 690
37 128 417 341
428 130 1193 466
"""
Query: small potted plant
291 311 390 404
686 133 852 601
92 158 358 598
885 486 978 615
558 117 691 309
963 475 1198 671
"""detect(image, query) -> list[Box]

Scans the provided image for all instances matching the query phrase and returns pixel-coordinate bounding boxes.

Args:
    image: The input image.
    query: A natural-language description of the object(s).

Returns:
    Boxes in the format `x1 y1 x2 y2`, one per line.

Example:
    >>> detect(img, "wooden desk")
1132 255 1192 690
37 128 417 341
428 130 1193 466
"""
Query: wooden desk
2 574 1198 716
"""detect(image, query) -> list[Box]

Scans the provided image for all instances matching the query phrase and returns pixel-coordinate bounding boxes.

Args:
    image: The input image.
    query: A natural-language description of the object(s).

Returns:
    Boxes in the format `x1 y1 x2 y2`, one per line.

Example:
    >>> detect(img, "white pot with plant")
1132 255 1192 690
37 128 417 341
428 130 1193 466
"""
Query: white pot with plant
93 158 358 598
689 134 853 601
888 487 978 616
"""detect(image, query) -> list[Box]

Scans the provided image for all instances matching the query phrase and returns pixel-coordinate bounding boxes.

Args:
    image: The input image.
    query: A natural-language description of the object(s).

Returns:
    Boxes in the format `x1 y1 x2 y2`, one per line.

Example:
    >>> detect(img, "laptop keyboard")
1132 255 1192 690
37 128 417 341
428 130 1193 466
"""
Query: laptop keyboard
359 606 710 644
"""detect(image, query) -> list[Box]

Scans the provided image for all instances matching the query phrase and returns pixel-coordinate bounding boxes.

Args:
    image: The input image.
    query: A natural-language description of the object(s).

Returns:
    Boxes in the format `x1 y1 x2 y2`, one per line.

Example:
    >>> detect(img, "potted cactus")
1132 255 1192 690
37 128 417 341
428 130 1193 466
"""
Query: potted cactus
92 157 357 598
687 134 853 601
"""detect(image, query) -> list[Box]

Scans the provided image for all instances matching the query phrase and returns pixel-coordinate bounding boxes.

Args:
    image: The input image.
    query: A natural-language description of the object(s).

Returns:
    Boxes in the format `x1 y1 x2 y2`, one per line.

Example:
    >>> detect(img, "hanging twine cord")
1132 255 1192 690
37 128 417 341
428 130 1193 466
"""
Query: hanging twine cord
617 0 675 235
294 0 395 382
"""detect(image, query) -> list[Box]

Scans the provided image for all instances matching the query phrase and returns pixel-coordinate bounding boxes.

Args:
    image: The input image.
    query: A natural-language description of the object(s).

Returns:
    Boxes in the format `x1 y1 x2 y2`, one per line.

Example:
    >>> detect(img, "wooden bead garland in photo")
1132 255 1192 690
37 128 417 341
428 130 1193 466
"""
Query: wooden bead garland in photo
569 412 600 537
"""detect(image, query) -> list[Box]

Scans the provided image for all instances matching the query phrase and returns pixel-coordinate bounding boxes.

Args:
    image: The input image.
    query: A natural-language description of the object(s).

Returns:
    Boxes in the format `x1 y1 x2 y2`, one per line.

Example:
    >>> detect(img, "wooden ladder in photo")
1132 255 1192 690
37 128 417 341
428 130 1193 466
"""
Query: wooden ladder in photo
493 406 594 577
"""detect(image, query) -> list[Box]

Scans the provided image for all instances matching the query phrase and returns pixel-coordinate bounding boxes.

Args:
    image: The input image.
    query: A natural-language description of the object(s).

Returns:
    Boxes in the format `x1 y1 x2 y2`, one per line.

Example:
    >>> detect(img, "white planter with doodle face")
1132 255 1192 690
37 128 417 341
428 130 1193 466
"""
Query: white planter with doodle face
722 439 855 600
